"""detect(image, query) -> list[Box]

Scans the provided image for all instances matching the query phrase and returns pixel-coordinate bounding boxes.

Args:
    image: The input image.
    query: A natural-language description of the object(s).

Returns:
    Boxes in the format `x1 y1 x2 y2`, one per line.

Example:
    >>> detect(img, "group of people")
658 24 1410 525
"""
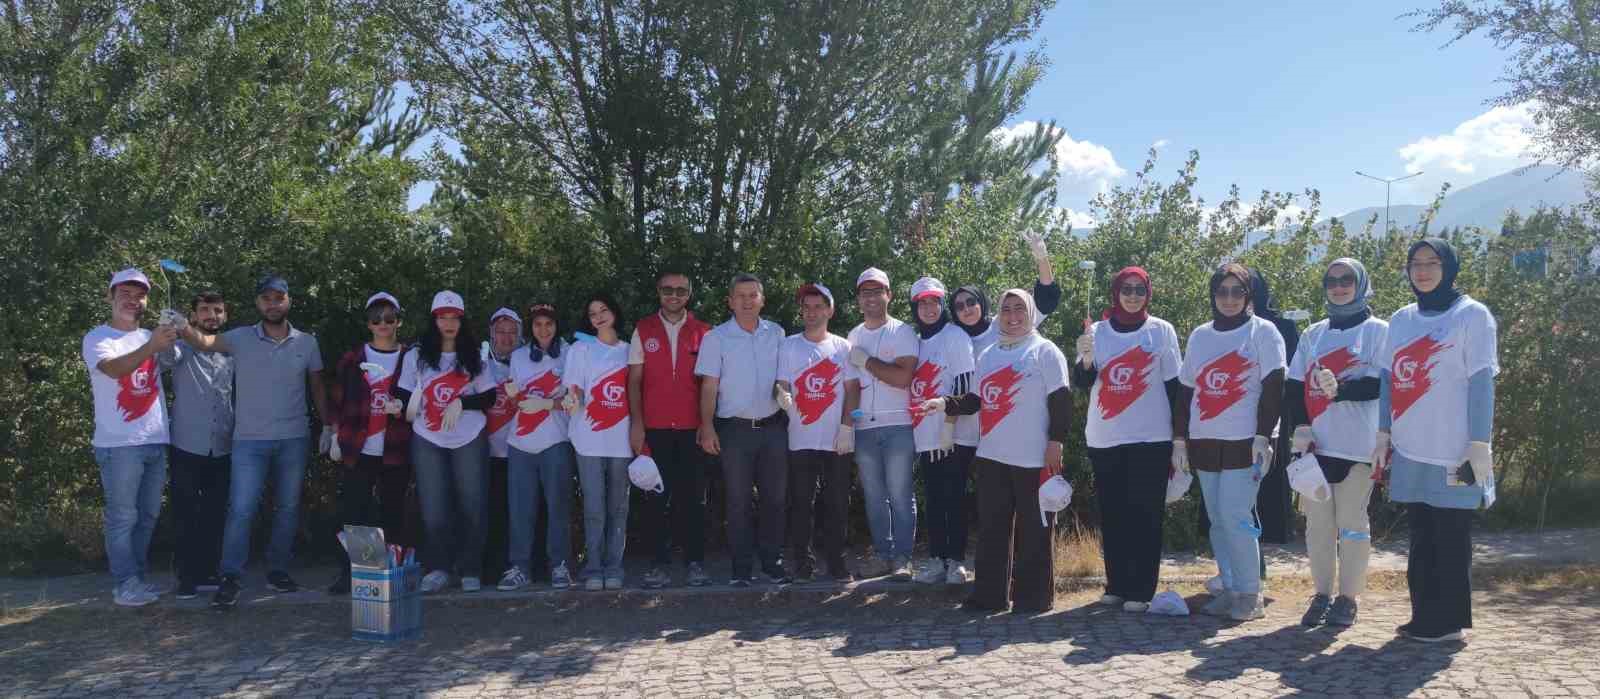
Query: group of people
83 234 1495 645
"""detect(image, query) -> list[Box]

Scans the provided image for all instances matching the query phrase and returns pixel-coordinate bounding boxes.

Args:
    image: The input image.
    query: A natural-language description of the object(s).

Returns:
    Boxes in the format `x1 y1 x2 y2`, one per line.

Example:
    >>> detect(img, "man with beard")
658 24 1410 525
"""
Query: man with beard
157 291 235 600
179 274 331 609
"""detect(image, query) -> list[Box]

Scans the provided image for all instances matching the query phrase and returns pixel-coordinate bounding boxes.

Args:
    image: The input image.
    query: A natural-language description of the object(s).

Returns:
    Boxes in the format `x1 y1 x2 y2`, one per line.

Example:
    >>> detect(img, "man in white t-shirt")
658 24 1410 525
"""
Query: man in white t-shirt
844 267 920 579
83 268 178 607
776 283 857 582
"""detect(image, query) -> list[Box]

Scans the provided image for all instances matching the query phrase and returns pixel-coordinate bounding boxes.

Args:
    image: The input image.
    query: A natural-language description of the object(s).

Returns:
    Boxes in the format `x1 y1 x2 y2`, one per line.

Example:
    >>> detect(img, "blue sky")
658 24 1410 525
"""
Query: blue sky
1008 1 1529 226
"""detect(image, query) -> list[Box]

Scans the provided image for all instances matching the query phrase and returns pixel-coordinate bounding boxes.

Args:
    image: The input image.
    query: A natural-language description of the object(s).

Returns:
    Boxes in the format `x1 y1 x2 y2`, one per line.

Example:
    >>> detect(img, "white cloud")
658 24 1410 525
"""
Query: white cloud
1055 207 1097 230
1151 139 1170 151
991 121 1127 196
1398 103 1538 177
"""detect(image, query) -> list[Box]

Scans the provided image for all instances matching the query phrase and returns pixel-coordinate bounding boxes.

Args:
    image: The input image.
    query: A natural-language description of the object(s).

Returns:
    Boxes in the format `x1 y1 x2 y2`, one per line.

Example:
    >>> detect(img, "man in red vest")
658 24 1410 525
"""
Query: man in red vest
628 270 713 588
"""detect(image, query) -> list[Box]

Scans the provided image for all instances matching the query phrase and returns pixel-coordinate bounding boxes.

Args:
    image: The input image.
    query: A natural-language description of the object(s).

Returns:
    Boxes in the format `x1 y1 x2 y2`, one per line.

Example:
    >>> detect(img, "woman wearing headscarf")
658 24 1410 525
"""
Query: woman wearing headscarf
1285 258 1388 627
1376 239 1498 644
1248 270 1300 547
1177 263 1287 621
945 289 1073 614
1068 267 1184 612
905 277 976 585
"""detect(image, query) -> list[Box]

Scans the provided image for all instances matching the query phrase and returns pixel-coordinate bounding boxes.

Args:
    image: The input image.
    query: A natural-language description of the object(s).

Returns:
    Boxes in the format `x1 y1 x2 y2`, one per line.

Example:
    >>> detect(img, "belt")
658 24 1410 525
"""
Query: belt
715 411 787 430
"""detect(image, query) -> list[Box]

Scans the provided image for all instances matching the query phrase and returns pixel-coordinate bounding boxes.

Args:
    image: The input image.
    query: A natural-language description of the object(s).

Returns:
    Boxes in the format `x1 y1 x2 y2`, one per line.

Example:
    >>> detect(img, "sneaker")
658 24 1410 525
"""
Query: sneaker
763 565 792 585
497 567 528 591
1301 594 1332 627
686 562 710 587
1096 593 1125 607
266 571 299 593
913 558 947 584
1123 601 1150 613
461 576 482 593
326 577 351 595
944 561 970 585
176 579 199 600
604 576 623 590
728 572 752 587
1204 575 1225 596
210 575 242 610
642 567 670 589
1230 592 1265 621
550 563 573 590
196 575 222 592
420 570 451 594
889 557 914 581
1327 596 1358 626
584 576 604 592
1200 592 1232 617
1408 629 1465 643
113 579 158 607
143 580 168 596
793 563 816 584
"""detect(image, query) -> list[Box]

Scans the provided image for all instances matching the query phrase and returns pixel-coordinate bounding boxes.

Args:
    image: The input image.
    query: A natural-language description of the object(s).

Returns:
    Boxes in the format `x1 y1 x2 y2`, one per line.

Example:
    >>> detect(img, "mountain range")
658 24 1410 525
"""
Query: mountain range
1325 164 1590 234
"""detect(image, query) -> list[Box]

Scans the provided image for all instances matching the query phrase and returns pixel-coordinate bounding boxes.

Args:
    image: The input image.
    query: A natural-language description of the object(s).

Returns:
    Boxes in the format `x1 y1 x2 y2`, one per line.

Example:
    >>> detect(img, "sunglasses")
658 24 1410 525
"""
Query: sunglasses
1323 274 1358 289
658 286 690 297
1214 286 1250 300
368 314 399 326
1118 285 1149 297
951 298 980 311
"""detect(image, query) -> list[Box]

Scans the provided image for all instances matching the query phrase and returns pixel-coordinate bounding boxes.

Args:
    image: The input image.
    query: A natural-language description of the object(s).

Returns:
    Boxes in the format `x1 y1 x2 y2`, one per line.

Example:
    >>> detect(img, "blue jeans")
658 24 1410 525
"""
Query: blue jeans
854 425 916 561
93 445 168 585
413 435 489 576
577 454 630 579
221 437 309 576
1197 468 1263 594
508 442 574 574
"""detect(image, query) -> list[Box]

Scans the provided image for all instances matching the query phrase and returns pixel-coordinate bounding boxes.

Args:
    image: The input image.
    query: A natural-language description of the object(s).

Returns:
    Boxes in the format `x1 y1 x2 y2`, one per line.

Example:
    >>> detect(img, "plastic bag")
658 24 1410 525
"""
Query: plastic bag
1286 452 1331 502
1147 589 1190 616
1166 468 1193 504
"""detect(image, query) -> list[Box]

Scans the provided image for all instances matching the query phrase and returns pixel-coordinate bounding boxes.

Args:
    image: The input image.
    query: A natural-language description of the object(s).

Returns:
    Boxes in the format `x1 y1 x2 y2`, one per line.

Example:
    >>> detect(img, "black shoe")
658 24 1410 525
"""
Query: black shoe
195 574 222 592
210 575 241 611
175 580 199 600
763 566 792 585
793 564 816 584
729 576 751 588
1327 596 1358 626
327 577 351 595
266 570 299 593
1301 594 1331 627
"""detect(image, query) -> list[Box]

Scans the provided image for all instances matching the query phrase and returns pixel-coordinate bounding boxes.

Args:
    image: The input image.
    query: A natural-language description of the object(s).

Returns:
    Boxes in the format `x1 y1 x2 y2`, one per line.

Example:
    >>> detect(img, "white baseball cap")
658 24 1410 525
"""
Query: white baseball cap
365 291 402 312
489 307 522 326
909 276 946 301
856 267 889 290
108 267 151 291
796 282 834 307
627 455 665 493
430 290 465 316
1038 474 1073 526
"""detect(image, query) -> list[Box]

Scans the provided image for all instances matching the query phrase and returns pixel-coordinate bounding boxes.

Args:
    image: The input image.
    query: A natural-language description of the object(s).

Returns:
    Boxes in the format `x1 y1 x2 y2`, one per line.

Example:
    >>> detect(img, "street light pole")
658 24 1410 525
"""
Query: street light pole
1355 170 1424 236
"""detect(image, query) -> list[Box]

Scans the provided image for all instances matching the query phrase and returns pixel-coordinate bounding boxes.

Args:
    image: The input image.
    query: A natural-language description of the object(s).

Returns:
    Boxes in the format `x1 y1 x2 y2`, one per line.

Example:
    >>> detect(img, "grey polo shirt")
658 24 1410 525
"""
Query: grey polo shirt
159 340 236 456
694 317 784 419
223 322 323 441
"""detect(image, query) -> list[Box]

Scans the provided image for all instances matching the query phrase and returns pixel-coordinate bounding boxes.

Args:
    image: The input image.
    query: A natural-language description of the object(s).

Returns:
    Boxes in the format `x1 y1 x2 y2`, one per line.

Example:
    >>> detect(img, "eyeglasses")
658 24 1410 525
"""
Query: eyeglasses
1214 286 1249 300
1323 274 1357 289
1118 285 1149 297
951 299 980 311
368 314 399 326
658 286 690 297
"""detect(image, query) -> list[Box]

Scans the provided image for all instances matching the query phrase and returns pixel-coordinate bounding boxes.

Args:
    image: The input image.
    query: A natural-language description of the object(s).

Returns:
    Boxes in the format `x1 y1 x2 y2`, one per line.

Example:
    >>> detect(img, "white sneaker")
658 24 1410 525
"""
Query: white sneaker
1230 592 1265 621
550 563 573 589
1096 593 1124 606
1123 601 1150 613
420 570 451 594
944 560 970 584
143 580 167 597
912 558 946 584
113 579 158 607
584 576 604 591
460 576 482 593
1204 575 1225 596
890 557 914 581
497 567 528 591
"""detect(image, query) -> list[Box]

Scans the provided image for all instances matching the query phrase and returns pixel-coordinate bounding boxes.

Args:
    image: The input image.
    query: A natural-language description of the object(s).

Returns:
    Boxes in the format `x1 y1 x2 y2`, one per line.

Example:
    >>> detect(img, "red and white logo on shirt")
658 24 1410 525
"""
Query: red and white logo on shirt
794 358 842 425
1196 350 1254 421
364 373 394 439
484 389 516 437
1305 347 1358 422
515 370 562 435
586 366 629 431
116 357 160 422
422 371 471 430
1390 332 1451 421
644 338 662 354
1096 346 1155 420
908 360 943 427
979 365 1024 435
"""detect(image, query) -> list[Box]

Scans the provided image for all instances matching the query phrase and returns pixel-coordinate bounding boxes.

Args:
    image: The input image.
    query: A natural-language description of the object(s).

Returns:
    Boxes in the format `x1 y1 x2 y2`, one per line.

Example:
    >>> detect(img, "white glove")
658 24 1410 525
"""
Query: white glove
1075 333 1094 365
318 429 333 455
518 396 554 414
1291 425 1313 456
1171 438 1190 474
405 390 421 422
1466 441 1493 486
383 397 403 416
914 397 946 418
938 420 956 451
503 379 520 398
1314 367 1338 398
562 390 582 415
158 308 189 332
834 425 855 455
1251 435 1273 479
440 399 464 431
848 346 870 369
775 385 794 412
329 436 342 462
1371 431 1391 478
1021 229 1049 263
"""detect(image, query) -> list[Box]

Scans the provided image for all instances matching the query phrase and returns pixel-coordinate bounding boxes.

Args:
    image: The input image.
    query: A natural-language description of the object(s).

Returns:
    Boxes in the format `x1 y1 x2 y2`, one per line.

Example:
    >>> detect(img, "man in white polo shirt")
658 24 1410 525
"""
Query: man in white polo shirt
695 273 790 586
83 267 178 607
845 267 920 579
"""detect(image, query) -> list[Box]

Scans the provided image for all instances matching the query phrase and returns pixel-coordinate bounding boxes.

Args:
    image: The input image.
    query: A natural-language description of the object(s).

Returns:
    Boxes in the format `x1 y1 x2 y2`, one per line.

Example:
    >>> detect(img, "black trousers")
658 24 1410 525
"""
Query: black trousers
482 456 511 579
1407 502 1475 634
643 428 708 566
1256 426 1294 544
923 446 974 561
168 448 230 584
335 454 412 573
716 419 788 575
787 448 852 572
1088 442 1171 603
972 458 1054 612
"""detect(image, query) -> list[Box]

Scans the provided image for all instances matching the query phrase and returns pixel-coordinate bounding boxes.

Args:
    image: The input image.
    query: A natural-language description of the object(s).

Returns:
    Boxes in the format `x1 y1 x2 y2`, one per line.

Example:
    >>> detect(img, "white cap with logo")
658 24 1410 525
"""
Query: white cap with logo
796 282 834 307
365 291 402 312
489 307 522 326
856 267 890 289
431 290 465 315
909 276 947 301
109 268 151 291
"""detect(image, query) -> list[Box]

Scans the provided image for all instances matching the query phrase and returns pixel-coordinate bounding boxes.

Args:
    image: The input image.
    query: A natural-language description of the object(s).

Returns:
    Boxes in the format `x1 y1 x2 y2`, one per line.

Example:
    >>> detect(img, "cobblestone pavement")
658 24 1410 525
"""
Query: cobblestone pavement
4 584 1598 698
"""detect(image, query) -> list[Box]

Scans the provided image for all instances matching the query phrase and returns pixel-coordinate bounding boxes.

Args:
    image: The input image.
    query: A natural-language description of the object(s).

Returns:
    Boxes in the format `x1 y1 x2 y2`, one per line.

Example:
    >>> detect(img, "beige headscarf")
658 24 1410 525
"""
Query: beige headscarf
996 288 1039 347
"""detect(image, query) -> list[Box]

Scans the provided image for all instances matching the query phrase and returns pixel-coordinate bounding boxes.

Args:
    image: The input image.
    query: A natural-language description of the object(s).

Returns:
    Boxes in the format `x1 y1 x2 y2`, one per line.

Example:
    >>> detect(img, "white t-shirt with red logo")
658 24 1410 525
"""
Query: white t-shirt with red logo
358 345 401 457
83 325 170 448
973 334 1070 469
507 344 569 455
481 351 517 459
399 350 497 450
910 324 975 452
1084 317 1182 449
1288 317 1388 462
1382 297 1498 467
564 339 632 458
778 332 851 451
846 318 920 429
1179 316 1288 441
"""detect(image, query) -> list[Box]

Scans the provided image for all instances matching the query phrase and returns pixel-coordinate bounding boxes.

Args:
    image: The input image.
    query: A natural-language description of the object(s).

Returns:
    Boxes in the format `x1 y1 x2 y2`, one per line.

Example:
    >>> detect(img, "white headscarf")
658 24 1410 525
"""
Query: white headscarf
997 288 1040 346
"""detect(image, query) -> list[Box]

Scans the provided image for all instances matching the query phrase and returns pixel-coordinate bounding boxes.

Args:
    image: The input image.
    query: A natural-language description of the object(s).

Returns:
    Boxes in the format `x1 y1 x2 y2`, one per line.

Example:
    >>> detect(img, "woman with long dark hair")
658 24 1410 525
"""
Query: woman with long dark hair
393 291 499 594
563 292 635 591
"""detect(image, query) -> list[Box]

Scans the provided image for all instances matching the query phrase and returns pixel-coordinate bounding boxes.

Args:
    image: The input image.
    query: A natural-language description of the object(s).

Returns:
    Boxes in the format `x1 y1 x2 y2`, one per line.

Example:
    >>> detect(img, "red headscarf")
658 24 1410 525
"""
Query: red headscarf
1102 266 1150 328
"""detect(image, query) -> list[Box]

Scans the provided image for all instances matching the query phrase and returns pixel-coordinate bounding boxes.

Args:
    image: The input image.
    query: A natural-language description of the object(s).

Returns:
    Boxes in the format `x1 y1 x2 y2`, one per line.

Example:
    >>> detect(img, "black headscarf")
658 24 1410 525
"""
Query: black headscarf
1408 237 1464 312
950 285 990 338
1248 269 1281 321
1210 263 1254 331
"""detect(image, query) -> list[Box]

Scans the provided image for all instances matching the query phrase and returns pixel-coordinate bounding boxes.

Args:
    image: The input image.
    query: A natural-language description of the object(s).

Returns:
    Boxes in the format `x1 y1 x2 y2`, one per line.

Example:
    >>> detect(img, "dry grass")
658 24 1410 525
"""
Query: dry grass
1051 523 1106 580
